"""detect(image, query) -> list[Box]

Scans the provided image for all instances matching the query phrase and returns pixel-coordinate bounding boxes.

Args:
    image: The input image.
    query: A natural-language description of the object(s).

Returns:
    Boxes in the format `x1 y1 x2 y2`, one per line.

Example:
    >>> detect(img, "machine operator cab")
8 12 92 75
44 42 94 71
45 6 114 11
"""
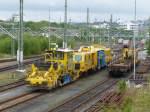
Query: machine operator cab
44 48 74 72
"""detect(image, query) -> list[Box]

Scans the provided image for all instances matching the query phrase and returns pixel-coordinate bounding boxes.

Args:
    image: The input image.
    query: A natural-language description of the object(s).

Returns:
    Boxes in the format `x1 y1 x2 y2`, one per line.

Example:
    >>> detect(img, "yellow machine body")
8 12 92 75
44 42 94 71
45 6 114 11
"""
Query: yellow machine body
73 52 96 74
103 48 112 64
79 46 98 68
122 48 139 63
26 49 75 89
73 46 98 75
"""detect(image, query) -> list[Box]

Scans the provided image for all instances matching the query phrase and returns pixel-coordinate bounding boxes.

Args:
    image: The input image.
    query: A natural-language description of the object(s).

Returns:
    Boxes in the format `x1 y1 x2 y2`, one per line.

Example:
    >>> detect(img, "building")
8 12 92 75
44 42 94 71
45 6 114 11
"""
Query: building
119 20 148 31
91 21 109 29
12 14 19 22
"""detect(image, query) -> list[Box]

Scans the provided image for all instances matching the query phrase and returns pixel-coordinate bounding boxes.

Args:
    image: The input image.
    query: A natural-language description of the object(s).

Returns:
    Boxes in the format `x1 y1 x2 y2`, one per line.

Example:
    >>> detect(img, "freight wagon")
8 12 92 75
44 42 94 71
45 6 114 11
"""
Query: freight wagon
108 46 139 77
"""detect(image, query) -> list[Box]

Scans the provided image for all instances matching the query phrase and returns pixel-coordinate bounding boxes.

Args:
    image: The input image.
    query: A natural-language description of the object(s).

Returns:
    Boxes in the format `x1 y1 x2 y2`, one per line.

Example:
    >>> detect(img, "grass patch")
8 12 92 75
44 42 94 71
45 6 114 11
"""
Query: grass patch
103 85 150 112
103 105 121 112
133 88 150 112
0 53 12 58
122 97 133 112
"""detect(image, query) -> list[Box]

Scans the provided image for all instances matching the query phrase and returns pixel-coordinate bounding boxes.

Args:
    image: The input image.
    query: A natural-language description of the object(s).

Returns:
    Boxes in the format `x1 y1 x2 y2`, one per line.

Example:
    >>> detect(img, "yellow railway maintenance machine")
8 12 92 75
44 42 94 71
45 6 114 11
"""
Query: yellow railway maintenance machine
26 48 77 89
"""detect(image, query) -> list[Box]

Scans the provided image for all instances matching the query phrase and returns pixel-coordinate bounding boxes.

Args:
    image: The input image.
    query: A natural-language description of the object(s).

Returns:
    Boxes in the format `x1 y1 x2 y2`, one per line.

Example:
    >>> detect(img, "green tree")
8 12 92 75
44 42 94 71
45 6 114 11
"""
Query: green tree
148 40 150 55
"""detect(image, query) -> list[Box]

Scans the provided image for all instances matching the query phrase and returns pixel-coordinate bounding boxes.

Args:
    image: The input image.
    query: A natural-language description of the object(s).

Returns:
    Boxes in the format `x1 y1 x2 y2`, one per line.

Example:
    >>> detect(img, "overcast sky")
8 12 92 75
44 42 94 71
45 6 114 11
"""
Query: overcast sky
0 0 149 22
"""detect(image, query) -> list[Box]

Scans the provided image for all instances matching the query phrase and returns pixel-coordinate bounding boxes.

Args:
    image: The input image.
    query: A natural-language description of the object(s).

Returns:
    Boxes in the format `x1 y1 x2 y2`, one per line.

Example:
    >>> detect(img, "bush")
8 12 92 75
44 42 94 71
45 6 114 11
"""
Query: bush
147 40 150 55
0 34 49 56
117 80 127 93
0 34 78 56
0 36 11 54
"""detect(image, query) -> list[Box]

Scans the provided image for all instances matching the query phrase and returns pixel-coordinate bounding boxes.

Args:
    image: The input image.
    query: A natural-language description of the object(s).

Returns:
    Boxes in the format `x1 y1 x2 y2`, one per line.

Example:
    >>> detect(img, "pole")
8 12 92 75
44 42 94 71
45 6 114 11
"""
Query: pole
87 8 90 42
133 0 136 80
18 0 24 70
11 15 16 57
11 23 15 57
109 14 113 47
49 8 51 49
107 25 110 47
63 0 67 48
99 21 102 45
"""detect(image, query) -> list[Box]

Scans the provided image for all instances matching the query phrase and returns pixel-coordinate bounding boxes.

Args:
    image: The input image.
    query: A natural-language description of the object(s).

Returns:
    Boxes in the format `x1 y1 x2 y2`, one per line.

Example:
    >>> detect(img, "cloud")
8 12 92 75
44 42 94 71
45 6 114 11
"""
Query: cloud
0 0 149 21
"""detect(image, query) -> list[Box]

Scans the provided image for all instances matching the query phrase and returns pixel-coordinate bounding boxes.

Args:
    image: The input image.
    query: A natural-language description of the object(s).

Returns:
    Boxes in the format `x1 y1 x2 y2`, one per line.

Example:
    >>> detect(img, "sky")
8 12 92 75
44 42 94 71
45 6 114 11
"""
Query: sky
0 0 149 22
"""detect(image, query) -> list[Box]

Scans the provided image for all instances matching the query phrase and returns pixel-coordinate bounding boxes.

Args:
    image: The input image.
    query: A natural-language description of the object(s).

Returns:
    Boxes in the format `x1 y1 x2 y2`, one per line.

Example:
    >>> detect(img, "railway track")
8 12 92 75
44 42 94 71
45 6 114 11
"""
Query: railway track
83 74 133 112
0 79 26 92
0 77 115 112
0 55 43 92
48 78 118 112
0 72 129 112
0 55 43 72
85 92 124 112
0 91 46 111
0 55 42 63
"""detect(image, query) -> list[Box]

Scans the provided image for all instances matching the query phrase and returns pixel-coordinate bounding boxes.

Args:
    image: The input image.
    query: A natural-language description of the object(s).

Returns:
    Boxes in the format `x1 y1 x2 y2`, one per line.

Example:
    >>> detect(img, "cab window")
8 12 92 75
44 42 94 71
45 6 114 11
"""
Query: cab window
74 55 82 62
67 52 73 60
45 53 53 60
54 51 64 60
45 51 64 60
